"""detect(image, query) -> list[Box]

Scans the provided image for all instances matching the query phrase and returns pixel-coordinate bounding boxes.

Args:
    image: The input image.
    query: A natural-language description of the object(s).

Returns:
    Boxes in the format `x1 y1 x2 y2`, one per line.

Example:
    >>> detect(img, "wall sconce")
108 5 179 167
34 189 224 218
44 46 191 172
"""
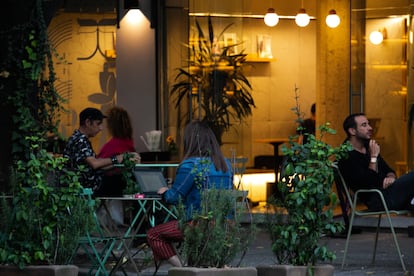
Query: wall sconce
264 8 279 27
369 28 387 45
124 0 139 10
325 9 340 28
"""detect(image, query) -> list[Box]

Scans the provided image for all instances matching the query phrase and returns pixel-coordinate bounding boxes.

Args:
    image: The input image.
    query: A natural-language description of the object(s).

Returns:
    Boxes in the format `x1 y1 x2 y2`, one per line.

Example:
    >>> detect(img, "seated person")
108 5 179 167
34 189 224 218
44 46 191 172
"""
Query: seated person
297 103 316 144
338 113 414 211
63 107 139 192
146 120 233 267
96 106 138 226
97 106 137 197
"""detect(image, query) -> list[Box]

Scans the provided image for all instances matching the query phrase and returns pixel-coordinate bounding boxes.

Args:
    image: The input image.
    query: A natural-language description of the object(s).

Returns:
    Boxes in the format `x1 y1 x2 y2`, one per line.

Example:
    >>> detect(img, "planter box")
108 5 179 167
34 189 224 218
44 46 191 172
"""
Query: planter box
0 265 79 276
169 266 257 276
256 264 334 276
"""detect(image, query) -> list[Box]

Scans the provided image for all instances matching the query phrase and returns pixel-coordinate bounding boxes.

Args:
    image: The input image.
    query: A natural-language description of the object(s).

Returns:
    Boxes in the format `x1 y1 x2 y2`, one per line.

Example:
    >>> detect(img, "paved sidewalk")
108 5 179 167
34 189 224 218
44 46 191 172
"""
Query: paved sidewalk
137 228 413 276
78 214 414 275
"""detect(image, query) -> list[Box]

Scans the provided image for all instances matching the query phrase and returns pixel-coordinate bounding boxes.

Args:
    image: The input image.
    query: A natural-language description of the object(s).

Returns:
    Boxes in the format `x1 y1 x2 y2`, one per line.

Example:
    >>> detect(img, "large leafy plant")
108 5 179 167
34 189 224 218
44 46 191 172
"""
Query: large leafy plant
0 135 93 268
0 0 63 193
266 94 352 268
171 16 255 144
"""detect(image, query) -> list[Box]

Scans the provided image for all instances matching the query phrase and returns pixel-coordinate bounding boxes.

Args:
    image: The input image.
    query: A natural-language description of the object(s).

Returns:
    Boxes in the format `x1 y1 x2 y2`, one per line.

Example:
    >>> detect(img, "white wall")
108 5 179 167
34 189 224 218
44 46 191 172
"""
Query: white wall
117 9 157 153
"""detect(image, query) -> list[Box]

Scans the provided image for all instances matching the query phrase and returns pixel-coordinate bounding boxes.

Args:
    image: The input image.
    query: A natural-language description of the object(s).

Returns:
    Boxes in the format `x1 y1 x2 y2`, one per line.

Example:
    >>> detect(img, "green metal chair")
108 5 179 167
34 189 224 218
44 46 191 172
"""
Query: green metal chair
333 164 409 272
72 188 122 276
228 156 251 216
229 156 248 190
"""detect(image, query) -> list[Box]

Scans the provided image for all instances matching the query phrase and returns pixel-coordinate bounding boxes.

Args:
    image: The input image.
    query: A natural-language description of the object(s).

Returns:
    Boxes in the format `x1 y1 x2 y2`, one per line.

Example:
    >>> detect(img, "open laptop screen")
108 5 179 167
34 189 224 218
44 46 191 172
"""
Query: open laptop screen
133 169 167 193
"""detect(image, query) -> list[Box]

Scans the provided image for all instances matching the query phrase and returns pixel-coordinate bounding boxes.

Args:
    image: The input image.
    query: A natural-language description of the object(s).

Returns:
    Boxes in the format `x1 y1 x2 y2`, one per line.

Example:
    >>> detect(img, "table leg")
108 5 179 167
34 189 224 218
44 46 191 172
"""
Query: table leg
269 142 285 199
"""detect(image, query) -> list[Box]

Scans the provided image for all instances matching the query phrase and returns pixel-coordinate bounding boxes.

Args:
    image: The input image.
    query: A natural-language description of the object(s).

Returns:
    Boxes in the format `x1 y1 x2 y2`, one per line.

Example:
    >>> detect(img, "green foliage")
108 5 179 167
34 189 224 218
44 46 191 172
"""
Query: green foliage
171 16 255 144
0 135 93 268
177 158 256 268
0 0 63 161
179 188 255 268
122 152 140 195
266 94 352 267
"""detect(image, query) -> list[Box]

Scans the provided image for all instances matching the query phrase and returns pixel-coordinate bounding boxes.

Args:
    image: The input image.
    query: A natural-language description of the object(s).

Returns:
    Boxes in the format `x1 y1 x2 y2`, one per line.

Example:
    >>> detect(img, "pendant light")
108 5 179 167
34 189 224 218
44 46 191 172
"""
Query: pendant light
326 9 340 28
295 0 310 27
295 8 310 27
264 8 279 27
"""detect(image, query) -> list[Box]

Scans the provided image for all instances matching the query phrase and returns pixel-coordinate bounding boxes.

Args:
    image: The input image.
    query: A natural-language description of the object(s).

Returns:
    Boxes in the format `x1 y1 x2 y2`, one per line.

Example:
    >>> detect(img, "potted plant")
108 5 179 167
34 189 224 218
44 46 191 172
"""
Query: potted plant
258 96 352 276
121 152 140 196
171 16 255 144
168 160 257 276
0 135 93 275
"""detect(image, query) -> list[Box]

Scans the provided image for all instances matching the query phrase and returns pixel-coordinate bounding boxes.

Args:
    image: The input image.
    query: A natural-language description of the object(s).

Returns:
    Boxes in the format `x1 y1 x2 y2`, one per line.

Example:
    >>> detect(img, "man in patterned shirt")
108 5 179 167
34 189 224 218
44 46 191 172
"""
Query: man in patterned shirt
63 107 136 191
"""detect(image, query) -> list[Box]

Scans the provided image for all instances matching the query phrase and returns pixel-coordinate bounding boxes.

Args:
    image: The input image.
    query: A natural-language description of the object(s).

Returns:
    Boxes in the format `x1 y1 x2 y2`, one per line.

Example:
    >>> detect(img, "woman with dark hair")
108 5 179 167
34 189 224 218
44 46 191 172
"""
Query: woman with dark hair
97 106 138 225
146 120 233 267
97 106 137 196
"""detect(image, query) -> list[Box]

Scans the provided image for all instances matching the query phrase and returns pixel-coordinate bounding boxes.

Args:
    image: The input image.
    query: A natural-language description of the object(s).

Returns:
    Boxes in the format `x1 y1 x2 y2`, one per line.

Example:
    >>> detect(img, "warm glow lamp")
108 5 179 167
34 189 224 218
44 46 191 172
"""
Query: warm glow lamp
264 8 279 27
369 30 383 45
295 8 310 27
326 9 340 28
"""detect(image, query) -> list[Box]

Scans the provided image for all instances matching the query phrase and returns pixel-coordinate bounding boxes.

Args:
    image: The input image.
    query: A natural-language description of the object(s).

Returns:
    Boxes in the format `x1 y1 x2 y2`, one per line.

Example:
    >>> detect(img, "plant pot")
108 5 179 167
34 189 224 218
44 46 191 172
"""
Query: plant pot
169 266 257 276
0 264 79 276
256 264 334 276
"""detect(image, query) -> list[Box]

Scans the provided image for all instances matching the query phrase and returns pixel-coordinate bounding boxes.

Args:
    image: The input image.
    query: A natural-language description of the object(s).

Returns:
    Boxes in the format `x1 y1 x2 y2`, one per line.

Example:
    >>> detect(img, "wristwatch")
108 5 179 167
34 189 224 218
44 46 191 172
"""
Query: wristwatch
370 157 377 163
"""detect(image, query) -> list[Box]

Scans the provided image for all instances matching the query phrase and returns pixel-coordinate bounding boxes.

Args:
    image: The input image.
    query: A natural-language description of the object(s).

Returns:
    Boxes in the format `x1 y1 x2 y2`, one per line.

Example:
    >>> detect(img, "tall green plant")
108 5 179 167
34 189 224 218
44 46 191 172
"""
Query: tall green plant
171 16 255 144
0 135 93 268
0 0 63 165
266 92 352 268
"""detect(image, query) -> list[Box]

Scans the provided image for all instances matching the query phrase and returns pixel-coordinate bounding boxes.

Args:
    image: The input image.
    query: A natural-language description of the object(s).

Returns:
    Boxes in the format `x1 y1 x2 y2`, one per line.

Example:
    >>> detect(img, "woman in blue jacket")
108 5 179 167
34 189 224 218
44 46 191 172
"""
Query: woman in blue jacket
146 120 233 267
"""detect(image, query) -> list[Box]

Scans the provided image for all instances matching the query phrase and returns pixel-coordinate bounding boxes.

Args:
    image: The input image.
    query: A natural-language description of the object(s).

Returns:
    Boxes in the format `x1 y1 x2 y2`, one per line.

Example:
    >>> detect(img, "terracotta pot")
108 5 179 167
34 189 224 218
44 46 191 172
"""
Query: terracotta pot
256 264 334 276
168 266 257 276
0 265 79 276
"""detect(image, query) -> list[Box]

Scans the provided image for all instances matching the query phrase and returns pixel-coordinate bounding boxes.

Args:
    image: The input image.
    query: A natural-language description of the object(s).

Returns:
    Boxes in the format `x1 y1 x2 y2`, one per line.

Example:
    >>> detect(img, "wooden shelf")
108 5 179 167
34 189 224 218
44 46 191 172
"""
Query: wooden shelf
245 53 275 63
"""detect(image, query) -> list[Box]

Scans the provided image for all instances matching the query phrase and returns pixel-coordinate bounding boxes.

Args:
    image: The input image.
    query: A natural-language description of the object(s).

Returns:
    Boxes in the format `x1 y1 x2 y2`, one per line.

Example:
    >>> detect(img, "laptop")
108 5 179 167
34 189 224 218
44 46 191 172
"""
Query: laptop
133 169 168 199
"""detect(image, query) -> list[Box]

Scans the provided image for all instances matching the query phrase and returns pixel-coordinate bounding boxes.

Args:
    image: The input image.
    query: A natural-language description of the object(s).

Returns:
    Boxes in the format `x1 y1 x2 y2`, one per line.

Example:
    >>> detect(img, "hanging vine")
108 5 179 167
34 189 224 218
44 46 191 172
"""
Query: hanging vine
0 0 62 162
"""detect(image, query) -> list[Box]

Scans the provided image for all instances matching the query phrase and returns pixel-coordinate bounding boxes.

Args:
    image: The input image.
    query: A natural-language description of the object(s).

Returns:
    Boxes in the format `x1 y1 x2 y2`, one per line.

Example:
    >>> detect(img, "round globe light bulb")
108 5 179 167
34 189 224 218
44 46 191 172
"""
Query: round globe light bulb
295 8 310 27
369 30 383 45
326 9 340 28
264 8 279 27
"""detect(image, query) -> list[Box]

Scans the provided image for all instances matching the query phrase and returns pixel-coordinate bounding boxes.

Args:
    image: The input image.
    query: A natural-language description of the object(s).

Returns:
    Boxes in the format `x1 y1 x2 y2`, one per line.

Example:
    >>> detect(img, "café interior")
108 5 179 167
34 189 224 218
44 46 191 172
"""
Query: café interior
49 0 414 204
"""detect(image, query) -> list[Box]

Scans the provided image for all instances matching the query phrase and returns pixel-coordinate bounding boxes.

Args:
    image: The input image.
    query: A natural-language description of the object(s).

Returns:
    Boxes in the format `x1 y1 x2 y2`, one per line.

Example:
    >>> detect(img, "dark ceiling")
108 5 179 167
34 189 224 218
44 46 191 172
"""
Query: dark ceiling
62 0 116 13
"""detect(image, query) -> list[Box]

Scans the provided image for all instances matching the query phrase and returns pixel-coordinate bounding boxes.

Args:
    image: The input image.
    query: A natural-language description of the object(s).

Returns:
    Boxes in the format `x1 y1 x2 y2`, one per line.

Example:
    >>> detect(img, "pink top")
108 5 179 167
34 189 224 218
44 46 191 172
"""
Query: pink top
98 137 135 158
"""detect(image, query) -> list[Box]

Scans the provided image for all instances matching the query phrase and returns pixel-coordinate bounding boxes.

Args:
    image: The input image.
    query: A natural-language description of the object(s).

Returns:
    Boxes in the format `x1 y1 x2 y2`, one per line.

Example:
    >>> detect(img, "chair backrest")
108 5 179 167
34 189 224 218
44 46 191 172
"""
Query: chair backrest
80 188 107 237
229 156 248 175
332 164 354 226
332 164 354 207
228 156 248 190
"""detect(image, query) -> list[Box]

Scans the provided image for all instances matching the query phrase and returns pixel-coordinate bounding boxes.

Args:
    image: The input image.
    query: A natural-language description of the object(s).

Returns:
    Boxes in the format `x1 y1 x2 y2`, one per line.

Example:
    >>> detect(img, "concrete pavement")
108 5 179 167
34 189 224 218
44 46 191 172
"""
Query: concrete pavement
78 215 414 275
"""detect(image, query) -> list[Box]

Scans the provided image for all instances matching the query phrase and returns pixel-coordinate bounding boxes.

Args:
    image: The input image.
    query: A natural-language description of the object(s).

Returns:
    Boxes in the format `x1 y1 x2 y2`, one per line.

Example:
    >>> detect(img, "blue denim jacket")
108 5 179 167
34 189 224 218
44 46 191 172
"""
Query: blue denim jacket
162 157 233 221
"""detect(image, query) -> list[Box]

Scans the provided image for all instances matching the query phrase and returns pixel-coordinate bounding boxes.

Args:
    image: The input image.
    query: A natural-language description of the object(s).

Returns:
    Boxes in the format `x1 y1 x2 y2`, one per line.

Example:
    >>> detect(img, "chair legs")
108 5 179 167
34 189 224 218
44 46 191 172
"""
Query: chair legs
371 214 381 264
341 210 355 269
384 214 407 272
152 242 183 276
341 212 407 272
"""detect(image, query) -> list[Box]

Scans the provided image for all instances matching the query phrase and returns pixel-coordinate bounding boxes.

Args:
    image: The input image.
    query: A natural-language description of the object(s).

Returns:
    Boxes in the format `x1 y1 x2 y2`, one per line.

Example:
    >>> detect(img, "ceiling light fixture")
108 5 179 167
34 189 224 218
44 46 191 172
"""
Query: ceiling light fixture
295 8 310 27
326 9 340 28
264 8 279 27
124 0 139 10
295 0 310 28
